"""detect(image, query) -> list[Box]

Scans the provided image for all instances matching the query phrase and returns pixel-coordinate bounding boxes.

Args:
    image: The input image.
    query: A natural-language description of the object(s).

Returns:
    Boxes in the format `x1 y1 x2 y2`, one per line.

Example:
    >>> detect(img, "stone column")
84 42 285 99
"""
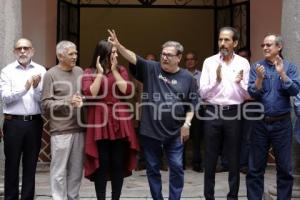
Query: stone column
265 0 300 199
0 0 22 195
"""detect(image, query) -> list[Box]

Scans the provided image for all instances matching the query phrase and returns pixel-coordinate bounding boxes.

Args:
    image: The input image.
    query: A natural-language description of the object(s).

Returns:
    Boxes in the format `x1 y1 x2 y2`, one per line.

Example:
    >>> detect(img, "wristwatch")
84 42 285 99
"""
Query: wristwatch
183 122 191 128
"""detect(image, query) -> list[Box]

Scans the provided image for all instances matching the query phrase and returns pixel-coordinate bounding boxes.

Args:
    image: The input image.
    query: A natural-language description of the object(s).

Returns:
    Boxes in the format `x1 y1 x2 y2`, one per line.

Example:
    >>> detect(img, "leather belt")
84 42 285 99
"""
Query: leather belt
4 114 41 121
205 104 238 111
263 113 290 123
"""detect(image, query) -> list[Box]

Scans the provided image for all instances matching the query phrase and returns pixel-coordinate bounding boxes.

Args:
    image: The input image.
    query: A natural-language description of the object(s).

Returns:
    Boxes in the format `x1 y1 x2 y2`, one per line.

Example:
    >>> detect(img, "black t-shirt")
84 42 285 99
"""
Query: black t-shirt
130 56 199 141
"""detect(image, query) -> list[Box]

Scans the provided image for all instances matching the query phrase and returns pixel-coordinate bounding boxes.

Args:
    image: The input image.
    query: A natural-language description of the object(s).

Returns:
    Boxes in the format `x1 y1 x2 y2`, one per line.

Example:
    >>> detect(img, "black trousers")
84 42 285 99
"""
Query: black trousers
94 139 126 200
183 108 203 168
203 106 242 200
3 117 43 200
191 108 204 167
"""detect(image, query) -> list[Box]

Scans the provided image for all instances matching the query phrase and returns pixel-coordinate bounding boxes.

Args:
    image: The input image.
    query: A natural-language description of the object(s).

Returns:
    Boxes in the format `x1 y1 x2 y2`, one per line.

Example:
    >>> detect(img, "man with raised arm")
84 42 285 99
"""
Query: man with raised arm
108 29 198 200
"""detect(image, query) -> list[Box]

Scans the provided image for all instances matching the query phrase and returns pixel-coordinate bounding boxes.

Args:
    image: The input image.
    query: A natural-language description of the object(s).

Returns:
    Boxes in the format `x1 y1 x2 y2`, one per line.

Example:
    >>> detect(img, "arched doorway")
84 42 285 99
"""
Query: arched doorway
57 0 250 65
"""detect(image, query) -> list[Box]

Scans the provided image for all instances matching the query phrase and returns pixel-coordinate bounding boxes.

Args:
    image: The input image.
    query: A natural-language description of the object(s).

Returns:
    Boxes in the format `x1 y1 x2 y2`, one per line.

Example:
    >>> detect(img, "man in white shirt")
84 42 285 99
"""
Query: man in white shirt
0 38 46 200
199 27 250 200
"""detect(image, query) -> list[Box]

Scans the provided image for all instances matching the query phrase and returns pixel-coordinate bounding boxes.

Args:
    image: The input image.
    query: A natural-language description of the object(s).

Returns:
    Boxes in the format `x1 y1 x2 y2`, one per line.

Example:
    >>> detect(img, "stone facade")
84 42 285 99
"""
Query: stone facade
0 0 22 186
281 0 300 199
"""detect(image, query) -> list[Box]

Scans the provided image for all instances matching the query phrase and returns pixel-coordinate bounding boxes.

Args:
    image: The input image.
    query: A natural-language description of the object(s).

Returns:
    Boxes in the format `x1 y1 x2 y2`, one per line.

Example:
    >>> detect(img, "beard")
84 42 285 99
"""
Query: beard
18 56 31 65
220 48 229 57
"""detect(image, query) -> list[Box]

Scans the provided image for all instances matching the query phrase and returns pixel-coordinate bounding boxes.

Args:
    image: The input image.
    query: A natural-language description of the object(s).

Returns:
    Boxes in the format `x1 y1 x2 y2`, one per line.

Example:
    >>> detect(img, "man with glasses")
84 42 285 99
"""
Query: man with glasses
246 34 300 200
0 38 46 200
183 51 203 172
185 52 201 82
199 27 250 200
108 29 198 200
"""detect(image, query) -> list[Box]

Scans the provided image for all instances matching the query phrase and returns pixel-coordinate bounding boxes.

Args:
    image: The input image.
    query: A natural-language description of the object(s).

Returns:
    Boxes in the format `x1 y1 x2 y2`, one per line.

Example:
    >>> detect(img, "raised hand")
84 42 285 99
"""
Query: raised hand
274 55 284 75
107 29 120 47
274 55 288 81
96 56 103 74
216 64 222 83
110 52 118 71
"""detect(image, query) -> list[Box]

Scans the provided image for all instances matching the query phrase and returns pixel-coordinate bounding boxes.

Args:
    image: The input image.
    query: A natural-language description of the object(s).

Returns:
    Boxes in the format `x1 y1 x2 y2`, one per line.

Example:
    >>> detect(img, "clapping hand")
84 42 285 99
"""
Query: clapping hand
32 74 41 88
70 92 83 108
25 77 33 91
255 64 265 80
25 74 42 90
235 69 243 83
274 55 284 75
216 64 222 83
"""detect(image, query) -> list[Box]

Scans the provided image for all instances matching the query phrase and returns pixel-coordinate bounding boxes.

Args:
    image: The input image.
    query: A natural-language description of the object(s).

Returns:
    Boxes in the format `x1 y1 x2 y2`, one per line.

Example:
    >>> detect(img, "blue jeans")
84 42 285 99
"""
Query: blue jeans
246 117 293 200
141 135 184 200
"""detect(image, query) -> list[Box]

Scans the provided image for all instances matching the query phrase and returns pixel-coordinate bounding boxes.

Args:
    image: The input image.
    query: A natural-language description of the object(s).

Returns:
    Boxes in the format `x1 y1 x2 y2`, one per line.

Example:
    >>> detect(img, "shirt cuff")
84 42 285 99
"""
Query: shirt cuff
19 87 28 97
251 86 263 96
281 77 293 89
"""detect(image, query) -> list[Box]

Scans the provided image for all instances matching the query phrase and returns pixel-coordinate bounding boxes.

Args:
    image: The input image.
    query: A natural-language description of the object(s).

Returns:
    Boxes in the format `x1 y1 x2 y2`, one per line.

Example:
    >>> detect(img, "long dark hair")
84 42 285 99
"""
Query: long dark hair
90 40 113 73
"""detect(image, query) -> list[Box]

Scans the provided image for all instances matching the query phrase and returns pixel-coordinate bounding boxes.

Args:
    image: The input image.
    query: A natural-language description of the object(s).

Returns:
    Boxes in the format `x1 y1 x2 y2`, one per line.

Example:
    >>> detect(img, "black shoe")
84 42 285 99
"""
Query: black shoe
216 166 228 173
135 162 146 171
160 163 168 171
192 165 203 173
240 166 248 174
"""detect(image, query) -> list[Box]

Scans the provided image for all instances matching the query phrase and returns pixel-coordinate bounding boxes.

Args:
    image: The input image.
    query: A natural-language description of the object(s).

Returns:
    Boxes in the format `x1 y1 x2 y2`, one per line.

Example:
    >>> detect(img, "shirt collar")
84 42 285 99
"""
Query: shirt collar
218 52 235 63
14 60 34 69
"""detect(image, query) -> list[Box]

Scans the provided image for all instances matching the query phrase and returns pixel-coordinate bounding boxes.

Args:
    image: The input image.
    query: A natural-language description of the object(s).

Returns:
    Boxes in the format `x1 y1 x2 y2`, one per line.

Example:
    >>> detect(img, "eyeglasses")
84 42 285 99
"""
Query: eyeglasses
260 43 274 48
160 53 177 59
15 46 32 51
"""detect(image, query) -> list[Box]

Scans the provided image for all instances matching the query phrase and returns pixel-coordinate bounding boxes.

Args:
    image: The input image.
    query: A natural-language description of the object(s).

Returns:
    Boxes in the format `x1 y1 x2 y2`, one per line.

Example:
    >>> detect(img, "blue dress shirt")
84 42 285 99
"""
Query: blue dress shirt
248 59 300 116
